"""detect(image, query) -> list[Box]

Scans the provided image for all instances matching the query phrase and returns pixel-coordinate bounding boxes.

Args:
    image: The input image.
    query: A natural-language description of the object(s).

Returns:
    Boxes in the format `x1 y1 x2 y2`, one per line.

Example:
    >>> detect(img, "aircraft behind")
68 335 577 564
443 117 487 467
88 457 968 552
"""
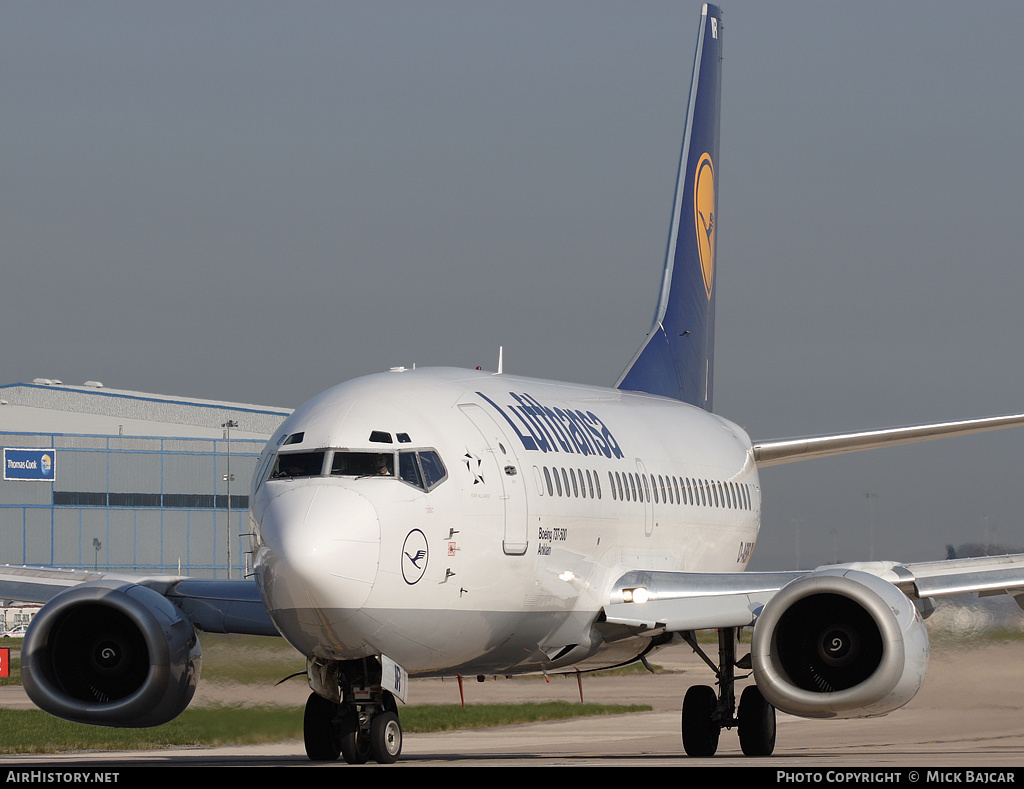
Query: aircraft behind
5 3 1024 764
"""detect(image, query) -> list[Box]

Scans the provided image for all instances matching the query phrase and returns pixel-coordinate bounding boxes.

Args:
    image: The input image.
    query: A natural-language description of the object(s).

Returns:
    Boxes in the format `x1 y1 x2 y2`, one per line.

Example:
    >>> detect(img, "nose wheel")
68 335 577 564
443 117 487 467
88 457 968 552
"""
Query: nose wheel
369 710 403 764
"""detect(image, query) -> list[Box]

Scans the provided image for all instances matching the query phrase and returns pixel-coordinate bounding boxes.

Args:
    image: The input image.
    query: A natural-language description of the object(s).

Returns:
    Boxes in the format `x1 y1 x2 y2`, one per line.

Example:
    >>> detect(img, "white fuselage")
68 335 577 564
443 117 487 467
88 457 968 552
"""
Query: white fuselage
248 367 760 676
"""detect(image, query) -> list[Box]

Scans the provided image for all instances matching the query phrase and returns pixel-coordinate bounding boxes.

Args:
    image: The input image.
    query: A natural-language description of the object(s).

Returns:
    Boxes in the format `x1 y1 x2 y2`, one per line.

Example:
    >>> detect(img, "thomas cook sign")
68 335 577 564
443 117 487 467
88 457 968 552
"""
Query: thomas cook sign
4 449 56 481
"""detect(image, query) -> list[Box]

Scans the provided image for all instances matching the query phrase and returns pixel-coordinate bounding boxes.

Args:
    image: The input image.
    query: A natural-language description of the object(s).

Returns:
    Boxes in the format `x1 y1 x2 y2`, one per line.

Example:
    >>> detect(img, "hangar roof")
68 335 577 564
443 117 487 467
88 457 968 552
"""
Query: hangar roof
0 381 291 440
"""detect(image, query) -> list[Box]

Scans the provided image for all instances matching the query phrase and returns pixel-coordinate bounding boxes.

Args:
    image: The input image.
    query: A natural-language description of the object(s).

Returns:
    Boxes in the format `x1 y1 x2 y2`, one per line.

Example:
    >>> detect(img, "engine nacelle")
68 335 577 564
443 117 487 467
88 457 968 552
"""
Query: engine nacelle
750 568 929 719
21 580 202 727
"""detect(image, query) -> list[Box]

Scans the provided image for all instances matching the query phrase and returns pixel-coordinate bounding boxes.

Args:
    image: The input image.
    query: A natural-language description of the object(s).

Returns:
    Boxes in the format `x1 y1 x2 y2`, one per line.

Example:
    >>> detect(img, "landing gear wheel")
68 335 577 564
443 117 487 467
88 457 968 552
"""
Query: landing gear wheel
303 693 341 761
738 685 776 756
681 684 720 757
370 710 403 764
339 708 371 765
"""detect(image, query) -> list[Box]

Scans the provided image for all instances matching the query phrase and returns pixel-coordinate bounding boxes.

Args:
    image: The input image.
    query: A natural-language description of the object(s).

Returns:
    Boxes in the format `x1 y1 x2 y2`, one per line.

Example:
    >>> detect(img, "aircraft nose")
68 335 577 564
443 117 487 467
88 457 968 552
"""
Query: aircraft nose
256 484 381 621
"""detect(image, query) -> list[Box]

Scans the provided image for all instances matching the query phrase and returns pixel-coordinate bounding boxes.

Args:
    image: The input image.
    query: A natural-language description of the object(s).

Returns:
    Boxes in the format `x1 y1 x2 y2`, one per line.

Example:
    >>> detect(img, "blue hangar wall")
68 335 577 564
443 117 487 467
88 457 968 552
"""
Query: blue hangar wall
0 381 291 580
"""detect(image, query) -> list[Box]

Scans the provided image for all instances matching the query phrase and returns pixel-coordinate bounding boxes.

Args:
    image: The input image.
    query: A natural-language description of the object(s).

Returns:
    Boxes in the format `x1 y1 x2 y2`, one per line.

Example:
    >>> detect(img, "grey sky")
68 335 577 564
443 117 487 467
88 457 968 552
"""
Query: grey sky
3 2 1024 570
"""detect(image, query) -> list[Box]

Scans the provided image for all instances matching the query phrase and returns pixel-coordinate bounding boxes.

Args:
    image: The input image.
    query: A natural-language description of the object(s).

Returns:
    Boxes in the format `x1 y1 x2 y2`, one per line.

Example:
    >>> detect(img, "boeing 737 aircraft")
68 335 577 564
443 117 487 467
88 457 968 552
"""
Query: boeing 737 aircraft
6 4 1024 763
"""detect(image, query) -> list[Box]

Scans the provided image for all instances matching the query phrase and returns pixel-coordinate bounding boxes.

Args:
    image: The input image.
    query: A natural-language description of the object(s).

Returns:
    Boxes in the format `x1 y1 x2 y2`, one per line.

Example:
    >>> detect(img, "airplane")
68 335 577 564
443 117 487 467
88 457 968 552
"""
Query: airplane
5 2 1024 764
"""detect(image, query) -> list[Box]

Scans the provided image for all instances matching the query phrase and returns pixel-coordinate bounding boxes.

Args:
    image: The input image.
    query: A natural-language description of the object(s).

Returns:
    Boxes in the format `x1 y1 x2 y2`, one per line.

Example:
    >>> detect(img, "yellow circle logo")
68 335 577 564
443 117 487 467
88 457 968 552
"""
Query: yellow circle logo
693 152 715 300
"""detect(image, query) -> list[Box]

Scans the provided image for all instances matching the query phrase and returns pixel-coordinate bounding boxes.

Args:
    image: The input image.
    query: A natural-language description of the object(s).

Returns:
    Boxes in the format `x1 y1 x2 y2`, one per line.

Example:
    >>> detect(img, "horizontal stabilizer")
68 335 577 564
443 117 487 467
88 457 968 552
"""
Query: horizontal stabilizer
752 412 1024 467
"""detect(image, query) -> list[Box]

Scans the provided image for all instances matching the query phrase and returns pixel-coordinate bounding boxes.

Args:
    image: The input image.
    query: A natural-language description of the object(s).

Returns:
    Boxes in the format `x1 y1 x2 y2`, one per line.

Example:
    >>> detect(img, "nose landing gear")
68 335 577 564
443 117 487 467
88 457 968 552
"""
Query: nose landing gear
303 658 404 764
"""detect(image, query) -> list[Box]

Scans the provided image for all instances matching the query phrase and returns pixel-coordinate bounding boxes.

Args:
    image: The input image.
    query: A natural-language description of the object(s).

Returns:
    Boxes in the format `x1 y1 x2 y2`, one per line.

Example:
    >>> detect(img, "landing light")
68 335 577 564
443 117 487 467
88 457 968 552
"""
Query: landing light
623 586 650 604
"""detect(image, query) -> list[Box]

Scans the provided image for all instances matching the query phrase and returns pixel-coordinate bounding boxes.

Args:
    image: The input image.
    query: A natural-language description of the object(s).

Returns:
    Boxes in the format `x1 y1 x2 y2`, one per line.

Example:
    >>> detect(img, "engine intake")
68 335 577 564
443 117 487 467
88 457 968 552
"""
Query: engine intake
750 569 928 719
21 580 202 727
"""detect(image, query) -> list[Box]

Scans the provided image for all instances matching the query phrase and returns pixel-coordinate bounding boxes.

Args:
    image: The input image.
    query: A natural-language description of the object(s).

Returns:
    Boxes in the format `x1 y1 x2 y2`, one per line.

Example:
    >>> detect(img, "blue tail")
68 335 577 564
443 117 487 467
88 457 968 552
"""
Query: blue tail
615 4 723 411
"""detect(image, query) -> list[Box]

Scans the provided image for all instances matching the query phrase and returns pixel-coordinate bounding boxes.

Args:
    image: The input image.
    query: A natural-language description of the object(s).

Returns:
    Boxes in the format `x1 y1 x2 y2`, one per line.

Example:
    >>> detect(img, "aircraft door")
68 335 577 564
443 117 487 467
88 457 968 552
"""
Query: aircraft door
458 404 529 555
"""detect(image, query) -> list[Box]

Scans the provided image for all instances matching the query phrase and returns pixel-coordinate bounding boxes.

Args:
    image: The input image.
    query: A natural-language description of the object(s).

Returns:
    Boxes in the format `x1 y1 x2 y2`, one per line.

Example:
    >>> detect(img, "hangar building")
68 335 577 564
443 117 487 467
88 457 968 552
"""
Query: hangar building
0 380 291 580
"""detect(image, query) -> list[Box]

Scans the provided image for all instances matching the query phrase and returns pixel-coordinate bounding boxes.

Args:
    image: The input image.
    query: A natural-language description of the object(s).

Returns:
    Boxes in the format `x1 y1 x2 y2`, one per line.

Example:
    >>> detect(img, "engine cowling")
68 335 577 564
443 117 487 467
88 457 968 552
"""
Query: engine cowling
750 568 929 719
21 580 202 727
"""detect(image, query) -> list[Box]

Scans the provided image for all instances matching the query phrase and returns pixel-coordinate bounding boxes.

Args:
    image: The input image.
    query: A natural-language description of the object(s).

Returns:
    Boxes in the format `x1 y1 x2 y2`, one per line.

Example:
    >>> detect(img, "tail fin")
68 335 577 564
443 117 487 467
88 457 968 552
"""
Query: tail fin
615 4 723 410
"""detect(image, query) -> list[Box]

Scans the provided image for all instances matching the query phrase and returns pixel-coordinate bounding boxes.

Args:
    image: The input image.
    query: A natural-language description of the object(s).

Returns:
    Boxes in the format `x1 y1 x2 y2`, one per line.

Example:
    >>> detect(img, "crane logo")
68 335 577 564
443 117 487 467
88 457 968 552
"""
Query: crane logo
402 529 429 585
694 152 716 300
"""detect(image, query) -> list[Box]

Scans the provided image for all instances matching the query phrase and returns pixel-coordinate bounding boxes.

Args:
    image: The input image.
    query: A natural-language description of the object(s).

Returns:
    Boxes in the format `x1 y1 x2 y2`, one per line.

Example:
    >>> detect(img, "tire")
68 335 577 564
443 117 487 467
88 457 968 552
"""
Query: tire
339 707 371 765
738 685 776 756
369 710 403 764
303 692 341 761
681 684 720 757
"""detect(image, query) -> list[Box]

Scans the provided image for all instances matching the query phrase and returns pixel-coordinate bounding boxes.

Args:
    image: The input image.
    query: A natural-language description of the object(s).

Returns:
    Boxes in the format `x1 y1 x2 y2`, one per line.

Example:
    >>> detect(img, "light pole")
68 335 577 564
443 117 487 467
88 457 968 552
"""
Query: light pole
865 492 878 561
222 420 238 579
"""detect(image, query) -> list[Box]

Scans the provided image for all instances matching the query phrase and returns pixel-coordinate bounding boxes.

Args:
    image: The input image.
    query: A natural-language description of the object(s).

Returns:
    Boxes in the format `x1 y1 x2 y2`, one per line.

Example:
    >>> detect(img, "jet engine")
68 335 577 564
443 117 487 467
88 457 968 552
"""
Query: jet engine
21 580 201 727
750 568 929 719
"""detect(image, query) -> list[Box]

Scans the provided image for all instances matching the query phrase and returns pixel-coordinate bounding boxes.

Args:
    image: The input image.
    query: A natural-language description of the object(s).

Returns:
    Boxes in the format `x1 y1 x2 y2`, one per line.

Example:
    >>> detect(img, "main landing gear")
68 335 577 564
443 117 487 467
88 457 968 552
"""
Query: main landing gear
680 627 776 757
303 659 403 764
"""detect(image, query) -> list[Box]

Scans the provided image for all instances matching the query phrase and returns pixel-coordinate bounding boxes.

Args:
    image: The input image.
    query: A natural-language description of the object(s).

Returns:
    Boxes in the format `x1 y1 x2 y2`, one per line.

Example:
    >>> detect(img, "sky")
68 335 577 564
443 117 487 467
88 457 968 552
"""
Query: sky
3 1 1024 571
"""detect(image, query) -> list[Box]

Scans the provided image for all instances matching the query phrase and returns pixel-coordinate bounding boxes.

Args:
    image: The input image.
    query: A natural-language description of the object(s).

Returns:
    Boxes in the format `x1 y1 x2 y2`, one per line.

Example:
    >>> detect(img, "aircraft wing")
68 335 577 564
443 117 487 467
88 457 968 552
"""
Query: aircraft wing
0 564 278 637
600 554 1024 635
752 412 1024 467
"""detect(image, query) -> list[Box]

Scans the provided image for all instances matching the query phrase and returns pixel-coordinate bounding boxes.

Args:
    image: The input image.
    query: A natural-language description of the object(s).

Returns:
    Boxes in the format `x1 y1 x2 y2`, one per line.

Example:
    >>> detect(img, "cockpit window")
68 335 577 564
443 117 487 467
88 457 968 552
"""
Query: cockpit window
268 451 325 479
398 450 447 491
331 451 394 477
267 447 447 492
398 452 422 488
417 451 446 489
